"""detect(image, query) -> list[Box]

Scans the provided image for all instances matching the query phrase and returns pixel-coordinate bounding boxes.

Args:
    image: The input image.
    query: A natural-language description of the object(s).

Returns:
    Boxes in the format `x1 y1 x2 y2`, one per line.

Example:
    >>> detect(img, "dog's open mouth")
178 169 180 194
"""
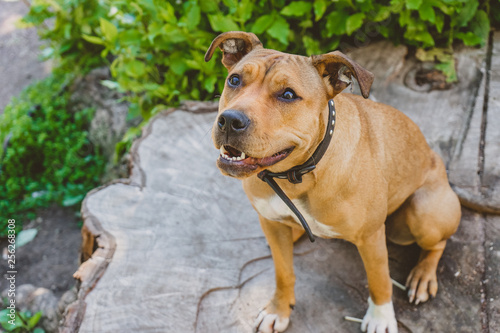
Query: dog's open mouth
219 145 294 168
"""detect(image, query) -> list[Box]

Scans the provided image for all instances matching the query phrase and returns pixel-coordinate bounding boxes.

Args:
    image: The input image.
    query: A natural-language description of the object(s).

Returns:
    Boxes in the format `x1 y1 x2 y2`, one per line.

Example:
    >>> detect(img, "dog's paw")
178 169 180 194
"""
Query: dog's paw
361 297 398 333
253 308 290 333
406 261 438 304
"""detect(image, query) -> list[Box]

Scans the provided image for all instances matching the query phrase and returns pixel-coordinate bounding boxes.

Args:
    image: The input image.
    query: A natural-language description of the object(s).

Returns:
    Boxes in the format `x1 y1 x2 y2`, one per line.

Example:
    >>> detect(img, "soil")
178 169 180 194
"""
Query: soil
0 205 82 298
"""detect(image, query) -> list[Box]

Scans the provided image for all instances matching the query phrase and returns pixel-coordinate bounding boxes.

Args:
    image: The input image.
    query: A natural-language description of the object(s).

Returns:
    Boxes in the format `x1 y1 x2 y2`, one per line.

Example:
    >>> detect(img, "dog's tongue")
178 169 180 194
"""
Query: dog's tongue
226 146 242 157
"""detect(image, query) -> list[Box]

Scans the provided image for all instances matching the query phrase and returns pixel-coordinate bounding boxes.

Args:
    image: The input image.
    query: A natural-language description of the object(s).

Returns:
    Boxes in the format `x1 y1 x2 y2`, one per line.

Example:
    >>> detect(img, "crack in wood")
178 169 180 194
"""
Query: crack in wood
448 69 484 170
480 211 491 333
479 32 494 194
193 246 318 331
194 268 270 332
477 31 493 324
335 274 366 303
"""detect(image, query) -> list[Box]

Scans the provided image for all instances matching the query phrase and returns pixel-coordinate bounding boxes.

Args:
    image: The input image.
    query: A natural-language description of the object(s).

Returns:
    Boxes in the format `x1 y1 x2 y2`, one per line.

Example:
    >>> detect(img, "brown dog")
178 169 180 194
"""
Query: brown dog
205 31 461 333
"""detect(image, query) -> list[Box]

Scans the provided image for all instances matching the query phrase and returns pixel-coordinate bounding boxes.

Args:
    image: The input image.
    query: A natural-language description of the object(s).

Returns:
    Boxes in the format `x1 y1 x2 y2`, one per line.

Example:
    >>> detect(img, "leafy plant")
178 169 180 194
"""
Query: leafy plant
0 308 45 333
24 0 495 126
0 74 106 236
20 0 108 73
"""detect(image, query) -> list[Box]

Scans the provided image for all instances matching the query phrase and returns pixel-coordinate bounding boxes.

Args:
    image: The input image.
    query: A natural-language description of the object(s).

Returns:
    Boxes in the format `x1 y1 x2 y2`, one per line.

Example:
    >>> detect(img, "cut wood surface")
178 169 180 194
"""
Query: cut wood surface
64 37 500 332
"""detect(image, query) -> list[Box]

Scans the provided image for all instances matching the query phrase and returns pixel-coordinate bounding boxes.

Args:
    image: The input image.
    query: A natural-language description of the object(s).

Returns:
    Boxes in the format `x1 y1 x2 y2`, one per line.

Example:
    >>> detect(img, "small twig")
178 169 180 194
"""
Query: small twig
344 316 363 323
391 278 407 291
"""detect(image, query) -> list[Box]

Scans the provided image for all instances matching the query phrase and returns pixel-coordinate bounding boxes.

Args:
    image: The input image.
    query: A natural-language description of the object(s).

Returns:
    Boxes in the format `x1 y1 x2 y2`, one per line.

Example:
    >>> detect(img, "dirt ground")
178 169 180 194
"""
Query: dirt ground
0 205 82 298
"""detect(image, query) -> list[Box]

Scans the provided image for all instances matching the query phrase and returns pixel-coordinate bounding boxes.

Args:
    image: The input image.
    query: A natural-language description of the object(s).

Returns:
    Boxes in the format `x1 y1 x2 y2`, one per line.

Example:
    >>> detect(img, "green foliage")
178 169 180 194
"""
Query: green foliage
21 0 108 72
0 307 45 333
0 74 106 236
22 0 496 153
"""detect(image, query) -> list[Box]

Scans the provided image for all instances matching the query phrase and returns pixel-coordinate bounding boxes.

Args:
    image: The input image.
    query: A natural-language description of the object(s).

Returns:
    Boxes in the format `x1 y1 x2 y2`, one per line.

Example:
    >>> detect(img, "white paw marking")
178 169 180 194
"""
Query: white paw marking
254 309 290 333
361 297 398 333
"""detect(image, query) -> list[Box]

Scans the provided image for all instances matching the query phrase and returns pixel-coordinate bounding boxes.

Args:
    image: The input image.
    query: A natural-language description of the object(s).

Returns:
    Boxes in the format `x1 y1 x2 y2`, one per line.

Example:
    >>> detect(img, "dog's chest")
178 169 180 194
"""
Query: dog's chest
253 195 340 238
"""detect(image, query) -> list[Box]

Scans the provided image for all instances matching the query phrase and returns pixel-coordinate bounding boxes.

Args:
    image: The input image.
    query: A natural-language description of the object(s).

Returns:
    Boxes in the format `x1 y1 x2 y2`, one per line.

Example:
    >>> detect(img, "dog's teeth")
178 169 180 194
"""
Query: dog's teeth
241 152 246 159
220 146 228 156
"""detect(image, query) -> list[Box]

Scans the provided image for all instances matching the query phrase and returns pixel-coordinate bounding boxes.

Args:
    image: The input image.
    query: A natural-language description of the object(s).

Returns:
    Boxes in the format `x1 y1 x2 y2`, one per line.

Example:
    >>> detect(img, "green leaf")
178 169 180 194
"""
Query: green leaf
251 14 274 34
124 60 146 77
415 48 452 63
149 104 167 116
346 13 365 35
185 3 201 30
236 0 254 23
435 60 457 83
204 75 218 93
100 80 121 90
17 229 38 248
62 194 84 207
434 2 454 16
280 1 312 17
200 0 219 13
163 24 186 43
456 32 483 46
412 30 435 47
267 16 290 45
222 0 238 11
118 30 142 46
325 11 348 37
170 54 189 75
470 10 490 47
373 6 392 22
81 34 104 45
313 0 328 21
299 20 313 29
399 9 411 27
0 308 23 330
454 0 478 28
159 3 177 23
33 328 45 333
208 14 239 32
406 0 423 10
418 3 435 23
99 18 118 43
435 11 444 33
27 311 42 329
303 35 321 55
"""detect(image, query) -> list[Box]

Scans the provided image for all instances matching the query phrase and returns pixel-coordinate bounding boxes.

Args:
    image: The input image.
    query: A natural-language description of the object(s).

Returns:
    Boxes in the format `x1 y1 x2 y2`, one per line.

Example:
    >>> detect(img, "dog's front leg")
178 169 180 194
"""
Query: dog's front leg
357 226 398 333
254 216 295 333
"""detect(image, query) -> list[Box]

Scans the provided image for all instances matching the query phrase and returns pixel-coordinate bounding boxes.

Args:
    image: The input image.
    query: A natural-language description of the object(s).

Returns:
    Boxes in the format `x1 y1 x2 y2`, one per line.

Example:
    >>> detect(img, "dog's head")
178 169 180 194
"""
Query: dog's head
205 31 373 179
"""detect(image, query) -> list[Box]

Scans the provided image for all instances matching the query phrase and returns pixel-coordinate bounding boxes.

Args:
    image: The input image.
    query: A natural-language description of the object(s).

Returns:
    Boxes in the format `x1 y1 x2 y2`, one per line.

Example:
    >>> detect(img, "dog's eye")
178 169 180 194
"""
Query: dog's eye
279 88 298 101
228 74 241 87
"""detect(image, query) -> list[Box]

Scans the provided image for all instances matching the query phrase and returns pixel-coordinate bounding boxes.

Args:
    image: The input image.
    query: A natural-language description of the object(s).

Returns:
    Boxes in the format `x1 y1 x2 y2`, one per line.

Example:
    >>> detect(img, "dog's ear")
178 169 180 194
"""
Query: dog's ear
205 31 263 69
311 51 374 99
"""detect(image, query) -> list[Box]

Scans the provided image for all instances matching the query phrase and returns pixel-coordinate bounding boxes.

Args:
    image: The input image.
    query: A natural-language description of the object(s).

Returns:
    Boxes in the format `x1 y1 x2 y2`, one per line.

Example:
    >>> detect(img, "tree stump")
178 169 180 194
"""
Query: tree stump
63 37 500 332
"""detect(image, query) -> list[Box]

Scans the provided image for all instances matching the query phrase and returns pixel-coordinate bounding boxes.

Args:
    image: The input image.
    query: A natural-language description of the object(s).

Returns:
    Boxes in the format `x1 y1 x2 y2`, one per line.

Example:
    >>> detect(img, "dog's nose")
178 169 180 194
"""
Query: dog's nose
217 110 250 134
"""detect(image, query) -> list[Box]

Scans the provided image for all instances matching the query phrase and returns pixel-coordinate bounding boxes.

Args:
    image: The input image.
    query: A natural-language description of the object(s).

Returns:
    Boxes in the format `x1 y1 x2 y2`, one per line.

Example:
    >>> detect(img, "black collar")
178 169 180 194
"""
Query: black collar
257 99 336 242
